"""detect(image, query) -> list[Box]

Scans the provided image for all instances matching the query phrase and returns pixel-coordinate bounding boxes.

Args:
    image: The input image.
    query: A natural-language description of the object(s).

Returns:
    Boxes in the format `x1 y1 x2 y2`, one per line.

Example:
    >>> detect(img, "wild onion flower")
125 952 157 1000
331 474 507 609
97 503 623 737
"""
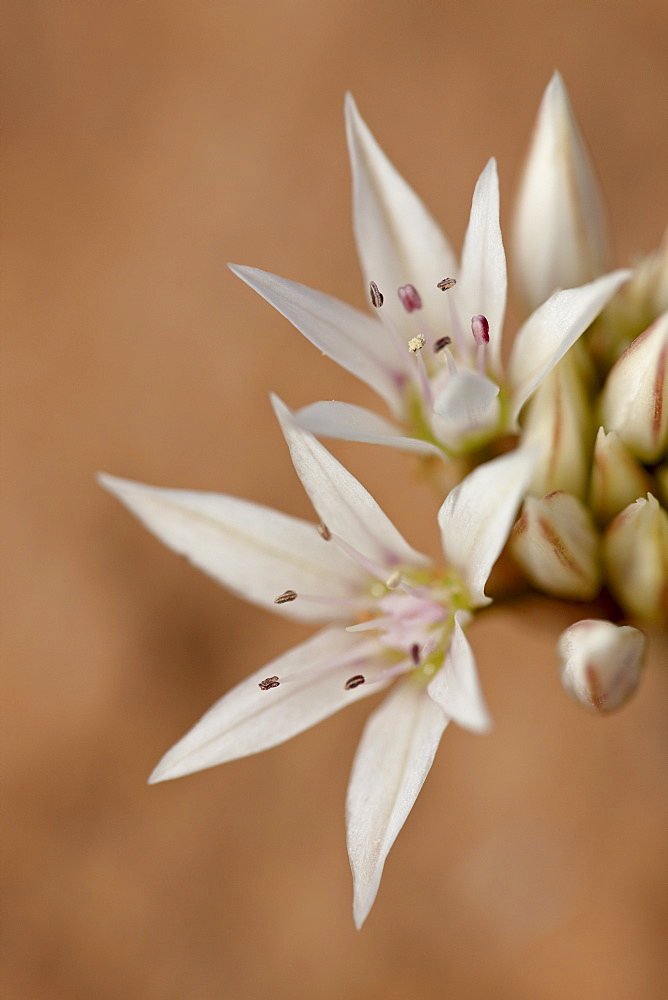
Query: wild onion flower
99 396 536 926
229 92 628 462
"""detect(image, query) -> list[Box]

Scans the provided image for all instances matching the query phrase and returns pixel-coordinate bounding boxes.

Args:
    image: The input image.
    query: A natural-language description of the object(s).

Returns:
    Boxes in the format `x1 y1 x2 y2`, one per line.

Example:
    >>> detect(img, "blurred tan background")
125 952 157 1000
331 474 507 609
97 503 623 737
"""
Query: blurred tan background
2 1 667 998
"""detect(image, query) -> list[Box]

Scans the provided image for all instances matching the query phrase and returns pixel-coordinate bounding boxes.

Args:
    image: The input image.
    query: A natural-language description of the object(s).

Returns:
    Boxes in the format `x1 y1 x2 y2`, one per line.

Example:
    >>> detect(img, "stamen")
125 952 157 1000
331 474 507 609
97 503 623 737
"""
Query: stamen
317 522 331 541
344 674 366 690
410 643 420 665
259 676 280 690
369 281 384 308
398 284 422 313
433 336 452 353
437 277 457 291
408 333 426 353
471 314 490 345
347 616 395 633
274 589 298 604
385 569 402 589
328 531 392 581
363 657 416 685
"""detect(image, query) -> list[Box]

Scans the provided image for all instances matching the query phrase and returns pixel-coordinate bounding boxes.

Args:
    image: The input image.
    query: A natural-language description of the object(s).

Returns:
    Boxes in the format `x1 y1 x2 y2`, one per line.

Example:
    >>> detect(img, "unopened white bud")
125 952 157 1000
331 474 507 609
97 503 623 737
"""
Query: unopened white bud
558 619 646 714
603 494 668 624
656 463 668 507
591 233 668 368
521 350 592 499
599 312 668 464
512 71 610 314
511 491 602 599
589 427 654 525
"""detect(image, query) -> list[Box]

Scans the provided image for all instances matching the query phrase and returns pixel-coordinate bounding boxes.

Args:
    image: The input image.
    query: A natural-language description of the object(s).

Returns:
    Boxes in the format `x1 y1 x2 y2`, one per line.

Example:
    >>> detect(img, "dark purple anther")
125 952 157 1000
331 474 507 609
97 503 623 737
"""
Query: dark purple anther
433 336 452 353
471 314 490 345
259 676 280 690
369 281 384 308
345 675 366 690
398 284 422 313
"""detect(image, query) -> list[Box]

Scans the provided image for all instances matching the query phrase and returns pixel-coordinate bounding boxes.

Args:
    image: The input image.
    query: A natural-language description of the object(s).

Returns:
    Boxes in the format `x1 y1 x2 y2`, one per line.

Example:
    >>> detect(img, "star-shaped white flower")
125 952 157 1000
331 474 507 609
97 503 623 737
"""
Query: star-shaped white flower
229 94 628 459
99 397 537 927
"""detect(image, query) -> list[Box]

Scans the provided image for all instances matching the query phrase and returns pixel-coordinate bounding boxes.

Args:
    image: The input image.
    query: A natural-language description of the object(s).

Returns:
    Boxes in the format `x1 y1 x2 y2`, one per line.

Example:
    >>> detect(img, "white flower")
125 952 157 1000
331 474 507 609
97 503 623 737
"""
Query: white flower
99 397 537 927
229 94 628 460
512 71 611 313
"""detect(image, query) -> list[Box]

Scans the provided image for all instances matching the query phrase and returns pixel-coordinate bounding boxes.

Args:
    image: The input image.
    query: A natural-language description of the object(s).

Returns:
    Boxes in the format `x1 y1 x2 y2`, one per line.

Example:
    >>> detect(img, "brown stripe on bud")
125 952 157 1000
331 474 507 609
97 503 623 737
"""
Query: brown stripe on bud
344 674 366 690
274 589 298 604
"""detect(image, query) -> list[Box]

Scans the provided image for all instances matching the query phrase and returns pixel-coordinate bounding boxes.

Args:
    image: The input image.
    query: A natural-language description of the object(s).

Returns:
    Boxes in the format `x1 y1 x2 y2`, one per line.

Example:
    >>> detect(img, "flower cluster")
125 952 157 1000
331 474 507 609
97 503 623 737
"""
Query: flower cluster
100 72 666 926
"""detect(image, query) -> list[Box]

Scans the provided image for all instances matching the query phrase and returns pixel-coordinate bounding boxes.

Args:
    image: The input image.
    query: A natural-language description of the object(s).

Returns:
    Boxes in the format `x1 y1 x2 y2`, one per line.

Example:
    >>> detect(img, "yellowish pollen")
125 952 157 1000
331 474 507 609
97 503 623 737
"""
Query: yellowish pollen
408 333 426 353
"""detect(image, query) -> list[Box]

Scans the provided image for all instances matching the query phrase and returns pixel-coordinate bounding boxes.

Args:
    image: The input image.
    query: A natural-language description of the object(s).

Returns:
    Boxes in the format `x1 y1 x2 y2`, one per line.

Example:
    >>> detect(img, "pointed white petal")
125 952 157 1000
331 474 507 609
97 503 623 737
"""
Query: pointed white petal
428 612 492 732
295 400 444 458
345 94 458 341
431 370 500 450
512 72 611 313
150 627 387 781
98 473 364 623
229 264 407 414
508 270 630 422
272 395 430 573
455 159 507 374
346 680 448 928
438 446 537 607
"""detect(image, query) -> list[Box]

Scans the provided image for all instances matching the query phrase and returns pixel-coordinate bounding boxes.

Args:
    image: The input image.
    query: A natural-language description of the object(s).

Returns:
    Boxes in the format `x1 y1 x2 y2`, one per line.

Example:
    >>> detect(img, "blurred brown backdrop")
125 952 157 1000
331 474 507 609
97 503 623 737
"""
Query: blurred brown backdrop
2 2 668 998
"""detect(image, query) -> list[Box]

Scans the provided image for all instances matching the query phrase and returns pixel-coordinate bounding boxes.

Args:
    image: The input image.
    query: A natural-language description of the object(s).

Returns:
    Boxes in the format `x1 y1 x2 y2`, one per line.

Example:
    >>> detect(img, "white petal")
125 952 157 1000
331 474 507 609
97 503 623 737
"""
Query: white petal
272 395 430 573
438 446 537 607
229 264 407 414
346 680 448 928
512 72 611 313
295 399 444 458
507 270 630 422
428 611 492 732
431 370 500 450
345 94 458 341
150 627 387 781
98 473 363 623
455 159 507 375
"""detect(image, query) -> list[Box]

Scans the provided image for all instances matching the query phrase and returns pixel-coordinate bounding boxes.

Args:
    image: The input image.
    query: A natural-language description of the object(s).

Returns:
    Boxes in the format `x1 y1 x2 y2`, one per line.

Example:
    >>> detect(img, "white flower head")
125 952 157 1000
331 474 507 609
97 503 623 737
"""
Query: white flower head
99 400 537 927
229 93 628 461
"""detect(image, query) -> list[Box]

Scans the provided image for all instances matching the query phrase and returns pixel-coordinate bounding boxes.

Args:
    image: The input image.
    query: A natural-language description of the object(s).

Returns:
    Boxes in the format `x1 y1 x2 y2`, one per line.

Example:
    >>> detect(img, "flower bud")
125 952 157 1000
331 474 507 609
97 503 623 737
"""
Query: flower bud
589 427 654 525
520 349 592 499
656 463 668 507
599 312 668 463
512 71 610 314
603 494 668 624
558 619 646 714
511 491 601 599
590 233 668 368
